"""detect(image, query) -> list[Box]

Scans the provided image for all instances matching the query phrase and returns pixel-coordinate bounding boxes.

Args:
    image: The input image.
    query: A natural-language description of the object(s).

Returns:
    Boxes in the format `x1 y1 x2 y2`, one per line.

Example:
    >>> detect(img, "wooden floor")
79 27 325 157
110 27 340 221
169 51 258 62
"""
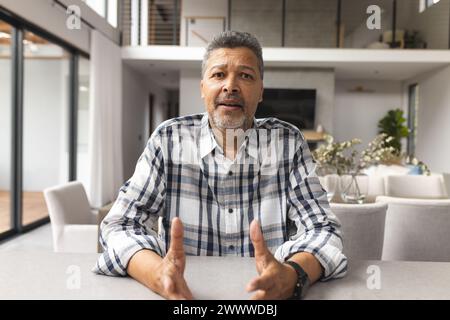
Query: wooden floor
0 191 49 233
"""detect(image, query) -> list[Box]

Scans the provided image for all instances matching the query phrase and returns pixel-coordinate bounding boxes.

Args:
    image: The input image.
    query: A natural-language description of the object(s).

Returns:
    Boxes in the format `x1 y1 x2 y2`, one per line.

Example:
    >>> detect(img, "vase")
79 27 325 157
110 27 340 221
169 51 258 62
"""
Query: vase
316 166 339 202
340 173 368 204
318 174 340 202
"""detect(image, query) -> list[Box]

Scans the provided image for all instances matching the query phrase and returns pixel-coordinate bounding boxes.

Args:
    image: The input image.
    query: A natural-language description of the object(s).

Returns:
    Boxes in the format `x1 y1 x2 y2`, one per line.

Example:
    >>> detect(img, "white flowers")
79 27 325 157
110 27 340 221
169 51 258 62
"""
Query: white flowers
313 133 398 175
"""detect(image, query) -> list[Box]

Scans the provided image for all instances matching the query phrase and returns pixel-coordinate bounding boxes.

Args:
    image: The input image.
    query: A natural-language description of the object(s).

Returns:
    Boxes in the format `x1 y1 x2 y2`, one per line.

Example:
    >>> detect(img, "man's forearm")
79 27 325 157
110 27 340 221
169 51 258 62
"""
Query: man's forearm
288 252 324 284
127 249 163 292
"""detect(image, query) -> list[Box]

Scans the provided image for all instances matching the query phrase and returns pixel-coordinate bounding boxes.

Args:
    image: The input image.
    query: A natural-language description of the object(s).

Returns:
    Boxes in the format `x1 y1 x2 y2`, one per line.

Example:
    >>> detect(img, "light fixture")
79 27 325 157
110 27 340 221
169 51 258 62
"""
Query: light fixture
0 31 11 39
80 86 89 92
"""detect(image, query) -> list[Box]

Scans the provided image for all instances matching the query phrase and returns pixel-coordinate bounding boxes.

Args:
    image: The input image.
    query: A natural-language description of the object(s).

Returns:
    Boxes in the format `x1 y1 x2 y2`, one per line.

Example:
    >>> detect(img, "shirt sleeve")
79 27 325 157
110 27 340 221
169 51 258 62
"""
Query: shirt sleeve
92 133 167 276
274 135 348 281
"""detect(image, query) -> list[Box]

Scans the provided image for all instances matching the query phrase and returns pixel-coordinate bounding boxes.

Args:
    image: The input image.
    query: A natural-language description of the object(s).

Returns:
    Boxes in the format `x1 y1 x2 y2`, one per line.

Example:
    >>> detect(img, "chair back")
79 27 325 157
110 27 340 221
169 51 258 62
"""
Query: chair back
331 202 388 260
385 175 447 199
377 196 450 262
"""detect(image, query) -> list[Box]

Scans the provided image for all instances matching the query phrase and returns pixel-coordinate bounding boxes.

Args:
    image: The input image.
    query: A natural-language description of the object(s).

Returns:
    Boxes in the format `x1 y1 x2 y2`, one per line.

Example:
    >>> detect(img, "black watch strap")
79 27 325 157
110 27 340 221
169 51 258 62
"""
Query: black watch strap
284 260 310 300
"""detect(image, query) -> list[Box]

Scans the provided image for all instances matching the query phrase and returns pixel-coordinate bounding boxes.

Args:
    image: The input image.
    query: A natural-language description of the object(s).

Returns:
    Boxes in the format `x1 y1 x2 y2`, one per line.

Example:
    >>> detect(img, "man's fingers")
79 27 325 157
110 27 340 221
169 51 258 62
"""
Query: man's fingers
246 273 274 292
179 279 194 300
250 289 270 300
169 217 185 253
250 219 270 259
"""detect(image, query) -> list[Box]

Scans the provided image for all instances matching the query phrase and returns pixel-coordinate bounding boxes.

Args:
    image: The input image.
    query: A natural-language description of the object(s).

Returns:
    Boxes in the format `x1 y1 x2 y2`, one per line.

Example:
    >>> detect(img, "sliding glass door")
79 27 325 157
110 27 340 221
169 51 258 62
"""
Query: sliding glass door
0 9 90 240
22 31 71 227
0 19 12 235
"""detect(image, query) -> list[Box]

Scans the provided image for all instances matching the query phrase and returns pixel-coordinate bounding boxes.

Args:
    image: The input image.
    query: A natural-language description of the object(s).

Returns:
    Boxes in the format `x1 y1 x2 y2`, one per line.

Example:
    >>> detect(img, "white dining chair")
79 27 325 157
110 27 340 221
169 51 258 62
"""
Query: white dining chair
377 196 450 262
385 175 447 199
43 181 98 253
330 202 388 261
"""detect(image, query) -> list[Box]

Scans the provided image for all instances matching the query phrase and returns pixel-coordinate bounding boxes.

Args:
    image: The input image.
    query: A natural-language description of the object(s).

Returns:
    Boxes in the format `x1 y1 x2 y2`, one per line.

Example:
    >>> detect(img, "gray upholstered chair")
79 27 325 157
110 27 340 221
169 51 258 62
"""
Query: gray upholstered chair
385 175 447 199
330 202 388 260
44 181 98 253
377 196 450 262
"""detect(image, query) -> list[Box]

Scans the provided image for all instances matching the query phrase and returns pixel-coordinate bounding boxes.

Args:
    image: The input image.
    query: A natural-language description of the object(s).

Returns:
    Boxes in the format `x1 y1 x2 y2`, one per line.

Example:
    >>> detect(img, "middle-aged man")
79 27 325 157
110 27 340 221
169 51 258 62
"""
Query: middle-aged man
94 31 347 300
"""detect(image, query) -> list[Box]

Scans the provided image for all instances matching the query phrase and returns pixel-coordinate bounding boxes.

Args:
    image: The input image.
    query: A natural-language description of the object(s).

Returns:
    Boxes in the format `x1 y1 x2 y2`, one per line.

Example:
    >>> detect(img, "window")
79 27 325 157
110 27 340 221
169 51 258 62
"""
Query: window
83 0 118 27
0 9 89 241
420 0 441 12
84 0 106 17
22 31 71 226
107 0 118 28
77 57 91 194
0 19 12 235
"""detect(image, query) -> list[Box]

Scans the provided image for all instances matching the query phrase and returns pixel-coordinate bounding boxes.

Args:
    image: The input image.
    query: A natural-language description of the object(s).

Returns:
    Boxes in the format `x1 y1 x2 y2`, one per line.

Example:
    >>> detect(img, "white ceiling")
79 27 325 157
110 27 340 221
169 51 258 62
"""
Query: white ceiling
122 46 450 87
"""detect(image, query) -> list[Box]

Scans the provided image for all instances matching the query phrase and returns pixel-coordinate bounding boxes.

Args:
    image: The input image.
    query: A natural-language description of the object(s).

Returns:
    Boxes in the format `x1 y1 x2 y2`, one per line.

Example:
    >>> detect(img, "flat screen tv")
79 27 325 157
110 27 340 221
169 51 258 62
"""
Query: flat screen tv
255 88 316 130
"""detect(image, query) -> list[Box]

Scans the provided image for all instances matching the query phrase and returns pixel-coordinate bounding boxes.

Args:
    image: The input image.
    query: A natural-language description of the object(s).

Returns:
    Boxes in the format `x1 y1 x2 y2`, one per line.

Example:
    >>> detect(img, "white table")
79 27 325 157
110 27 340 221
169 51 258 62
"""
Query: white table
2 251 450 299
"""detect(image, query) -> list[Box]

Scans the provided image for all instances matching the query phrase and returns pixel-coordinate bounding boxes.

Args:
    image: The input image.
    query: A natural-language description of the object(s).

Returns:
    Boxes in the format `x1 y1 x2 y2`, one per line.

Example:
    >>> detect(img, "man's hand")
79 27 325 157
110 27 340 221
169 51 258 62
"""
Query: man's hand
246 220 298 300
127 217 193 300
154 217 193 299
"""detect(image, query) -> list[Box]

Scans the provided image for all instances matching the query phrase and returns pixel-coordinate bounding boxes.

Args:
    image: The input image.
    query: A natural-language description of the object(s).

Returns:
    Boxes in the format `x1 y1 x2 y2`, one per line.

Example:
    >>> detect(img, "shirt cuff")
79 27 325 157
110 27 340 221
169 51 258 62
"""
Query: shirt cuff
274 232 348 281
92 233 166 276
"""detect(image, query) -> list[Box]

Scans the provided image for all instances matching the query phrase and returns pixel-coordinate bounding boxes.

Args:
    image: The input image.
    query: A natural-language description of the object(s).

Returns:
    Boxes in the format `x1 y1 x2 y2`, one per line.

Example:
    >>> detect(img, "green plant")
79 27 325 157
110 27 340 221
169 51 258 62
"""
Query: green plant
377 109 409 155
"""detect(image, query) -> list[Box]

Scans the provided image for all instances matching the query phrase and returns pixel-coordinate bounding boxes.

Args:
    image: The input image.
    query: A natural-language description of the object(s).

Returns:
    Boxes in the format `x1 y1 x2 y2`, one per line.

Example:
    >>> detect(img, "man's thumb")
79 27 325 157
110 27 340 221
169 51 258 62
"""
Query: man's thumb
250 219 268 257
169 217 184 253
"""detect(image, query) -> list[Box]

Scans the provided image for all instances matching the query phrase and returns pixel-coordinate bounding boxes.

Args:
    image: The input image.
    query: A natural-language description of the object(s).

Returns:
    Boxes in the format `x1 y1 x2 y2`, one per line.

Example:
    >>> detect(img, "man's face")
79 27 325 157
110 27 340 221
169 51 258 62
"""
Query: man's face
201 47 263 130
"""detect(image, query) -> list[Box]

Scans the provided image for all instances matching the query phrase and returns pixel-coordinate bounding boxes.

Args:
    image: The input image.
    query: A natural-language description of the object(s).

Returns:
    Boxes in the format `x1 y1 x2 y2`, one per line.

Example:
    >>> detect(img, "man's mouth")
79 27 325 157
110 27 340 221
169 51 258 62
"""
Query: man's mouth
216 101 244 110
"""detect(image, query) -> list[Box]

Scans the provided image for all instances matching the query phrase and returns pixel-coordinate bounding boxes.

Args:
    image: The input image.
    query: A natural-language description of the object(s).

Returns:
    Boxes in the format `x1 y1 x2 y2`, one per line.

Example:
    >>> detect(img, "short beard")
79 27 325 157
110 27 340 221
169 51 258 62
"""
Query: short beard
211 111 247 129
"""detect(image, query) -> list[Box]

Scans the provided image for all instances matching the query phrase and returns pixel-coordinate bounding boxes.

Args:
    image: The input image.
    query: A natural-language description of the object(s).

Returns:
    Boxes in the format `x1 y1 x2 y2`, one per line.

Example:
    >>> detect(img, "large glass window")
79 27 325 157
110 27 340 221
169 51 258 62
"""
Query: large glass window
22 31 71 226
0 20 12 234
83 0 118 27
77 57 91 194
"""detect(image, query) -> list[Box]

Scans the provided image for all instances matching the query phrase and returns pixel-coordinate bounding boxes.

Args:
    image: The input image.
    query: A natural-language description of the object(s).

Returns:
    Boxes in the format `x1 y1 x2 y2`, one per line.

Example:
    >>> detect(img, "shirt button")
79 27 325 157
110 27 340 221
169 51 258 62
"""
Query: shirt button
228 208 233 213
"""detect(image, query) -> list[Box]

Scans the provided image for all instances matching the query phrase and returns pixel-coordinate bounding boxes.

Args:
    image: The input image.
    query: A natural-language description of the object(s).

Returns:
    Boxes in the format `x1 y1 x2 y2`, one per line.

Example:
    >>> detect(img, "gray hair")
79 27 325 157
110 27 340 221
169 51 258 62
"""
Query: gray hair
201 31 264 80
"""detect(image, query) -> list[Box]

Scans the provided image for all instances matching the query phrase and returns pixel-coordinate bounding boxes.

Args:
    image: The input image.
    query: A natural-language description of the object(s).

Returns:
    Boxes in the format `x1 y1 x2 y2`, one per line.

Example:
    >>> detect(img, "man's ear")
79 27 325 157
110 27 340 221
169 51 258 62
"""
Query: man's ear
200 80 204 99
259 86 264 103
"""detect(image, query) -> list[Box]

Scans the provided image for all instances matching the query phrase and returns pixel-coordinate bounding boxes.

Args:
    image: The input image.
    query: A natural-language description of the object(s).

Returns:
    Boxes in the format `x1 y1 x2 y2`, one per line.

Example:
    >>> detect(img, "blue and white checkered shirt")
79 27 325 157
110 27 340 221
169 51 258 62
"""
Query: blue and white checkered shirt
93 113 347 281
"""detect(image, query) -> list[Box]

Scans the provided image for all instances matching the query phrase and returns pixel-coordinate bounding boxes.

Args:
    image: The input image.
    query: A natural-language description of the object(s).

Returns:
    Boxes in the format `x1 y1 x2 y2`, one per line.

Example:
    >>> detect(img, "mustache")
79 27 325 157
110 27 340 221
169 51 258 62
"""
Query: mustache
215 94 245 108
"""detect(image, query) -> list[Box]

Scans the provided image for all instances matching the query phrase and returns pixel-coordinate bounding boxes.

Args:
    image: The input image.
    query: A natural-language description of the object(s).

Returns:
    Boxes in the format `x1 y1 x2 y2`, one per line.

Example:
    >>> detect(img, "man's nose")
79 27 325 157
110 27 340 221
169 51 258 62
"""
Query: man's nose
222 76 240 94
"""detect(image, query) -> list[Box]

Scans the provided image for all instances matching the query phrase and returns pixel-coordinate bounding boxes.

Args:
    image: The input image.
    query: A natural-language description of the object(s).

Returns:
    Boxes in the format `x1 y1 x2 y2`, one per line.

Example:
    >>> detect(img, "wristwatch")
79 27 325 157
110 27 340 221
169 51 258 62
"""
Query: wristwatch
284 260 310 300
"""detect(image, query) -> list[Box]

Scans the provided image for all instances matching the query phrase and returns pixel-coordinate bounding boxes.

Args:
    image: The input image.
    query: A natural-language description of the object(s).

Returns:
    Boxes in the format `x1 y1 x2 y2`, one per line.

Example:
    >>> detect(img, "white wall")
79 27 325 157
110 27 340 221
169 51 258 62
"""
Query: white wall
149 77 170 135
180 0 228 46
179 68 204 116
122 63 169 180
334 80 404 150
404 66 450 173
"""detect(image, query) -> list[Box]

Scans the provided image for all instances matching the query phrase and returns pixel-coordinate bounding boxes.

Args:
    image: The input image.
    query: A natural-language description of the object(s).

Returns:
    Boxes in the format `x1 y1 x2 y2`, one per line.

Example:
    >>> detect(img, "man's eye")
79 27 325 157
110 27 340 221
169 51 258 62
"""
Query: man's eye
241 73 254 80
213 72 225 78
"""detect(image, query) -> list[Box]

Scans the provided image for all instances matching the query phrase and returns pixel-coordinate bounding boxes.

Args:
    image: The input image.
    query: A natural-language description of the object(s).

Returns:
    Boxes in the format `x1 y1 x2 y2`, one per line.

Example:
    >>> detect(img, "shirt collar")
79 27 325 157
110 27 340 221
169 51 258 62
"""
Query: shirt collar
199 113 259 161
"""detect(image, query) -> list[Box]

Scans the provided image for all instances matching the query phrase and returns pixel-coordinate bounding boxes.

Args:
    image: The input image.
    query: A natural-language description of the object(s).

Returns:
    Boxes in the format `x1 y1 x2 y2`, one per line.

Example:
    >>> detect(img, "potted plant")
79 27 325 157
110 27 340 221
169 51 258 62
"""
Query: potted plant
377 109 409 156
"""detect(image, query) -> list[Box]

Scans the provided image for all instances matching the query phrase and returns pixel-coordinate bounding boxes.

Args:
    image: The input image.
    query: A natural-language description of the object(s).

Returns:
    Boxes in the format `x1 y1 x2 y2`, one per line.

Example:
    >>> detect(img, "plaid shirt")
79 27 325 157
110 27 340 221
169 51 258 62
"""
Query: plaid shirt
93 113 347 281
